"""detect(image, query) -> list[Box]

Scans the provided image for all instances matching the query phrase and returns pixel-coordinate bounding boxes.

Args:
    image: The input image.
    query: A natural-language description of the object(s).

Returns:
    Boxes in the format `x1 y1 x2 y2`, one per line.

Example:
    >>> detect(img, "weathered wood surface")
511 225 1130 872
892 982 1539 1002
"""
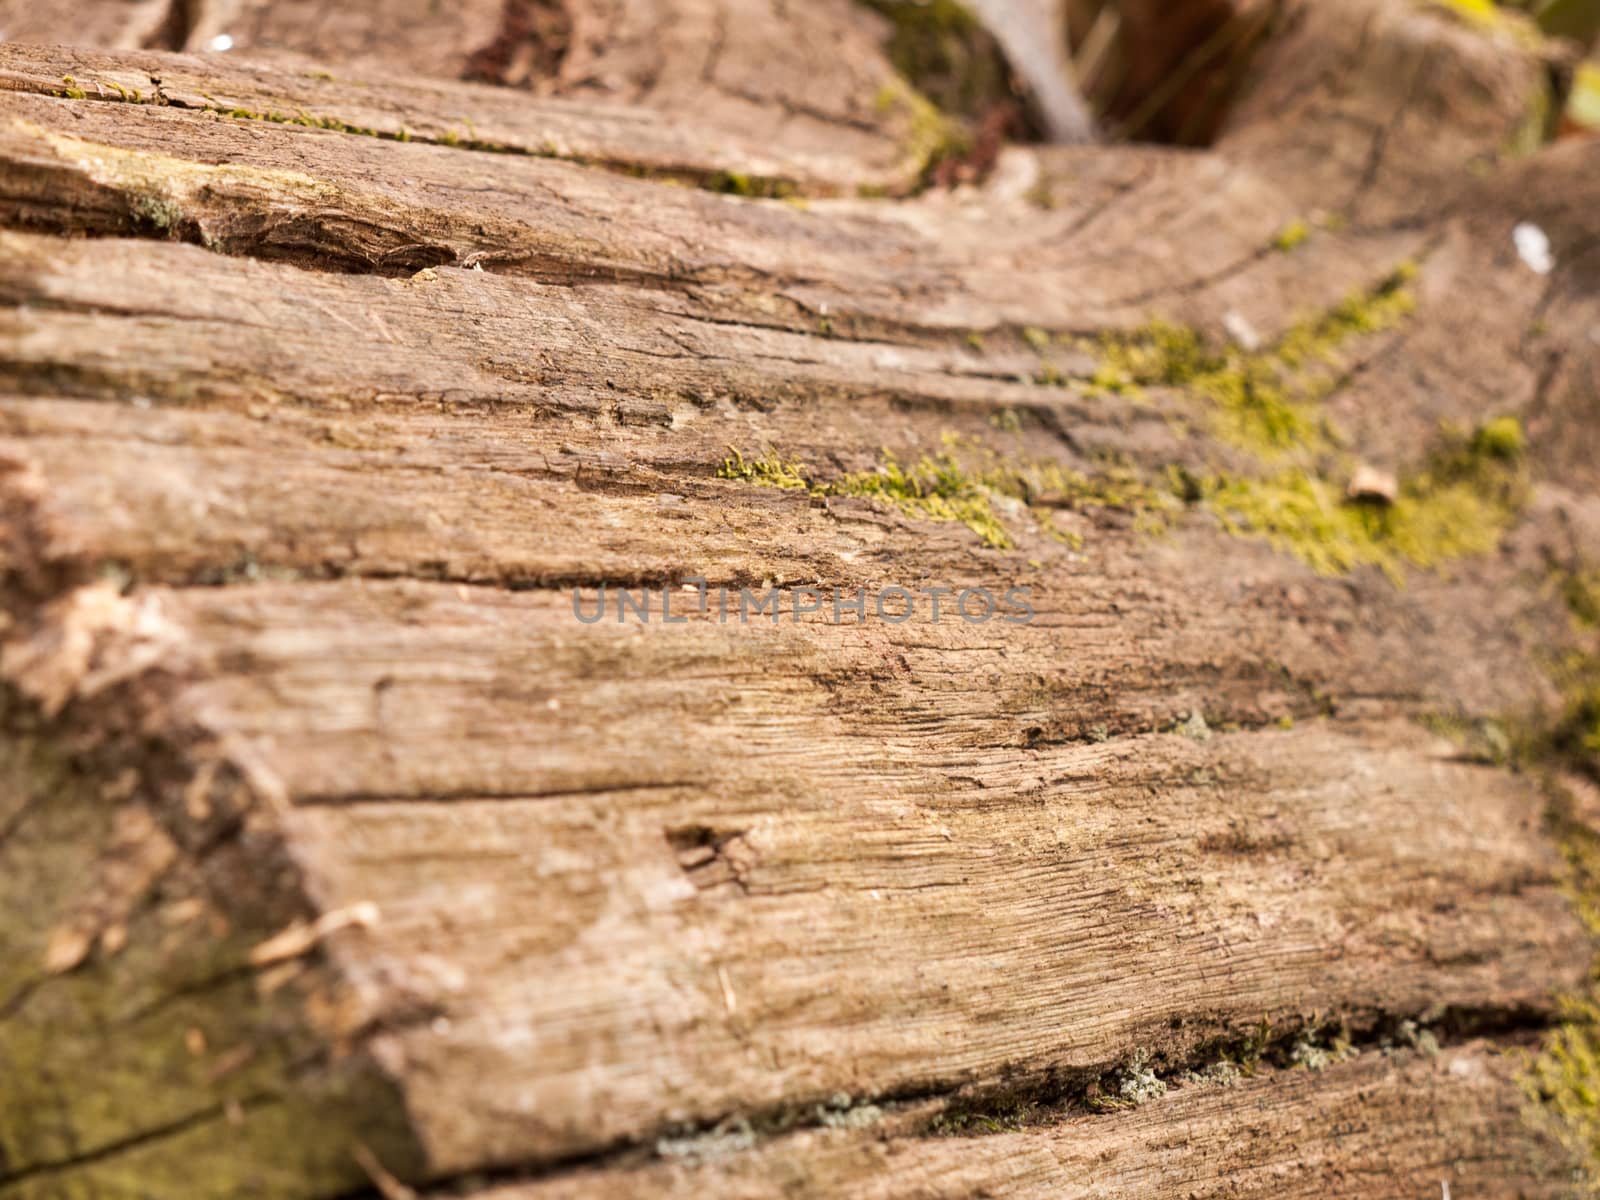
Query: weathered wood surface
1 1 1598 1196
0 41 927 197
506 1039 1566 1199
0 0 924 194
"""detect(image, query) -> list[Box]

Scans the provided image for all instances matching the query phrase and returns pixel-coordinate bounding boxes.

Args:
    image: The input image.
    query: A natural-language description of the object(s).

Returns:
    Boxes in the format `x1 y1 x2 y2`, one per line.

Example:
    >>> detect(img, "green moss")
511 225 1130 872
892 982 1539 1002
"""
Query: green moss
718 437 1180 552
861 0 1012 122
215 105 383 139
1482 566 1600 781
1272 220 1311 252
874 77 972 184
988 406 1021 432
929 1085 1046 1135
826 451 1013 549
1274 262 1418 367
1565 571 1600 630
1525 1000 1600 1183
1525 556 1600 1174
1425 0 1545 45
1095 319 1319 454
1429 0 1509 27
713 269 1502 579
1025 181 1058 209
1419 711 1517 764
717 447 810 489
1524 800 1600 1186
1473 414 1526 459
1091 266 1524 583
707 170 799 200
1034 510 1085 550
130 193 185 234
1094 265 1418 456
0 716 425 1197
1199 418 1527 582
978 457 1169 514
1551 662 1600 775
97 78 143 103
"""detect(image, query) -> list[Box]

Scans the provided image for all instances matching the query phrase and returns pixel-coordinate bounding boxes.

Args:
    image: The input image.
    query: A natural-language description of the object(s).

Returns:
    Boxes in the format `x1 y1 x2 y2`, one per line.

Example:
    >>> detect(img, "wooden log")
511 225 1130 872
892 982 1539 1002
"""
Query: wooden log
0 2 1597 1195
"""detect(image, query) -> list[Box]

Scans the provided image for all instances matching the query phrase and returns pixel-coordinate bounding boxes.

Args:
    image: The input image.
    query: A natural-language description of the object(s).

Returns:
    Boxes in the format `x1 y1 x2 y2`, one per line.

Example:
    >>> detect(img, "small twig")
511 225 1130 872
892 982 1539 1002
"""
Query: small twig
353 1143 418 1200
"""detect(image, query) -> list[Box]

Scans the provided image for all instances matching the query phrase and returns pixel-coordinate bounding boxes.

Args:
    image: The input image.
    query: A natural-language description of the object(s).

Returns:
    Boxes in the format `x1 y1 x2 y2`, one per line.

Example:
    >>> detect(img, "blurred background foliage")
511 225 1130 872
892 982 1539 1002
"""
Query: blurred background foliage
866 0 1599 149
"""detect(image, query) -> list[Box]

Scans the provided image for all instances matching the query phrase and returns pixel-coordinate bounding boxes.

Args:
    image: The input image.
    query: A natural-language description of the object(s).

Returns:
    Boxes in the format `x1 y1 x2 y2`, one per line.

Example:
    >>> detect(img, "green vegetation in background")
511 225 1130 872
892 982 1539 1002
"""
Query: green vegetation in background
1433 0 1600 41
1570 62 1600 130
1428 0 1599 140
873 78 974 186
858 0 1033 186
860 0 1016 121
1522 0 1600 44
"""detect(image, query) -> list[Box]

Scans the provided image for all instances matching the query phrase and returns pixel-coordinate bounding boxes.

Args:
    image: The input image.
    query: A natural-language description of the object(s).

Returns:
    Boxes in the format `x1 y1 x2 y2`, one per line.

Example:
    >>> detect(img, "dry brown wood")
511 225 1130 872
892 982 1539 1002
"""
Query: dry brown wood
1 0 920 192
1 2 1598 1196
0 0 173 53
0 42 925 197
491 1039 1571 1198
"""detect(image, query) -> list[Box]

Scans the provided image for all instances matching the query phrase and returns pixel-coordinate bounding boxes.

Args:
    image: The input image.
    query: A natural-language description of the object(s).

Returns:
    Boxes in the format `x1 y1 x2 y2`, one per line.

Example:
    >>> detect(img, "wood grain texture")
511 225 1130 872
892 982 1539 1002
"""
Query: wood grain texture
0 42 925 196
494 1040 1572 1199
0 0 920 193
0 2 1596 1196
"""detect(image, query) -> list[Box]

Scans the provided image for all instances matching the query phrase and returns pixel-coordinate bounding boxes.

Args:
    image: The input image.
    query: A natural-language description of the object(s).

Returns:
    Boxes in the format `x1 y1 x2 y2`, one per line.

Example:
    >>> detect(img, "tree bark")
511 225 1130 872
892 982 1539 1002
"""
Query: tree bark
1 1 1598 1195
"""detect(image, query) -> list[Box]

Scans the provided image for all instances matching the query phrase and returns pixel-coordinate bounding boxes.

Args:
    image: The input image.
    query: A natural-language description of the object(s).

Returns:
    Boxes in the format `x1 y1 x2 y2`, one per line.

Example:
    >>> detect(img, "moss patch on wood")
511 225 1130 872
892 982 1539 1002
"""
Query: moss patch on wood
860 0 1013 122
717 409 1524 579
0 701 424 1197
1271 220 1312 252
1199 418 1527 581
1071 267 1528 581
872 77 973 187
1090 264 1418 456
1503 567 1600 1190
719 444 1013 548
717 264 1515 584
1525 797 1600 1189
718 439 1175 551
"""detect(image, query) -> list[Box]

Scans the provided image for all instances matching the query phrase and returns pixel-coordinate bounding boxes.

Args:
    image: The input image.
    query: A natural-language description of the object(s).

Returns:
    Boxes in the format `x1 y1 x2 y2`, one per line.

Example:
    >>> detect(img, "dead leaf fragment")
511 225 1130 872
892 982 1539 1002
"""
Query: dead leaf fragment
249 901 381 967
1347 464 1398 505
44 926 93 974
